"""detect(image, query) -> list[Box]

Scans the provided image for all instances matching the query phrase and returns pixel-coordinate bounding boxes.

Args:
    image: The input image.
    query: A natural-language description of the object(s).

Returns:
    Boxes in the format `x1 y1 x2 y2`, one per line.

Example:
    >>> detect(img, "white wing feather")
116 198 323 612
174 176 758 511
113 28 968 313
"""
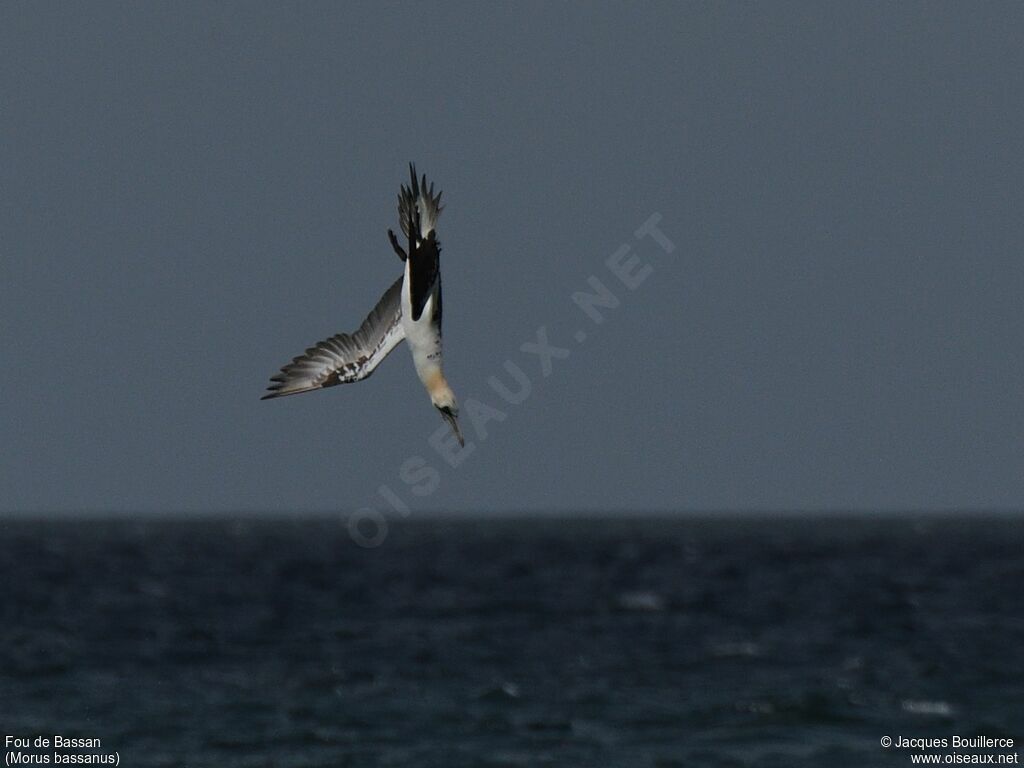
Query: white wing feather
262 277 405 399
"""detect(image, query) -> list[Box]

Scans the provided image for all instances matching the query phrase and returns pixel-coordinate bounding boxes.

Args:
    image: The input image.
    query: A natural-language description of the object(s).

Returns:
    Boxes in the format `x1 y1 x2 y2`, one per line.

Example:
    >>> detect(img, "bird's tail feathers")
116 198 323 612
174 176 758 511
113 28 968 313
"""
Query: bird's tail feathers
398 163 443 241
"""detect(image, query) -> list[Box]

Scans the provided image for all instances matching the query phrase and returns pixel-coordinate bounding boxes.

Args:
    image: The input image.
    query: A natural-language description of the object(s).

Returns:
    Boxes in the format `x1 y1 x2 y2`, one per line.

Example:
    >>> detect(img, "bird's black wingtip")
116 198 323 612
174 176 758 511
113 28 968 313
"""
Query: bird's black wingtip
260 384 285 400
409 162 419 196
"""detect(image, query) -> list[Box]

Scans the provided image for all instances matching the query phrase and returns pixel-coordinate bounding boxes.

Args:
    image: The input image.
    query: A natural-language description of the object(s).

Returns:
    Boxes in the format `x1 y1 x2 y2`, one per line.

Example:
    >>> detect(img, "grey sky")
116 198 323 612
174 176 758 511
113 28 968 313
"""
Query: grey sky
2 2 1022 515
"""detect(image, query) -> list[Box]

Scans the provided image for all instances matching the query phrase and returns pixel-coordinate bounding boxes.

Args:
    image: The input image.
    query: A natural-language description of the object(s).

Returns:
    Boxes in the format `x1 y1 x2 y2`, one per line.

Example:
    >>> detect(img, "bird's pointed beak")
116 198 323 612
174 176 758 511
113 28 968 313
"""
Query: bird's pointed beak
440 408 464 447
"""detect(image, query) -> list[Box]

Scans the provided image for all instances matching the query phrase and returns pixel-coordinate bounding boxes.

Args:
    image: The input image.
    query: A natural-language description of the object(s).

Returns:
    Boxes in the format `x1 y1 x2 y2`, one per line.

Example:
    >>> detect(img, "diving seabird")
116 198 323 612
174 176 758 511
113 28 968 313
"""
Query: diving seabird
262 164 463 446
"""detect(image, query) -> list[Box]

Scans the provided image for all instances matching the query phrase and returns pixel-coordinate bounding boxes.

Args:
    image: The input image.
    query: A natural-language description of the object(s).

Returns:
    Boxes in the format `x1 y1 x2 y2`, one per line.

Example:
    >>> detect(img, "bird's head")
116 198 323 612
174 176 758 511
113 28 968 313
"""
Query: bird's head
431 384 464 447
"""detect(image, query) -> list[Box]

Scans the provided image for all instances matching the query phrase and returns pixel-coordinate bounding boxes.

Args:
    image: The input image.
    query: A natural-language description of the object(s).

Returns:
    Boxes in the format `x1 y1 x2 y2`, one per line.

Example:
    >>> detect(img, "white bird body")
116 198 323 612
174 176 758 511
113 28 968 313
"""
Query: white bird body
402 275 442 388
262 165 463 445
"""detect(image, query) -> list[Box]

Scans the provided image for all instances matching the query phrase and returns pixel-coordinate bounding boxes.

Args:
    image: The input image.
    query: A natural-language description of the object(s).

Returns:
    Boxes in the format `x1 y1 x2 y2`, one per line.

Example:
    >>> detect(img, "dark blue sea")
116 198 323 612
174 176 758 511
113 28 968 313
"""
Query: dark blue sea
2 515 1022 767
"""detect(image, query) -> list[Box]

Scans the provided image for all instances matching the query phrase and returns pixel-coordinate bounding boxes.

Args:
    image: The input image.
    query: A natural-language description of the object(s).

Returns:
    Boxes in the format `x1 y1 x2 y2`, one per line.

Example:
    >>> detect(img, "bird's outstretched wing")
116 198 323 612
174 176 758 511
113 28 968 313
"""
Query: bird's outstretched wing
261 277 405 399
